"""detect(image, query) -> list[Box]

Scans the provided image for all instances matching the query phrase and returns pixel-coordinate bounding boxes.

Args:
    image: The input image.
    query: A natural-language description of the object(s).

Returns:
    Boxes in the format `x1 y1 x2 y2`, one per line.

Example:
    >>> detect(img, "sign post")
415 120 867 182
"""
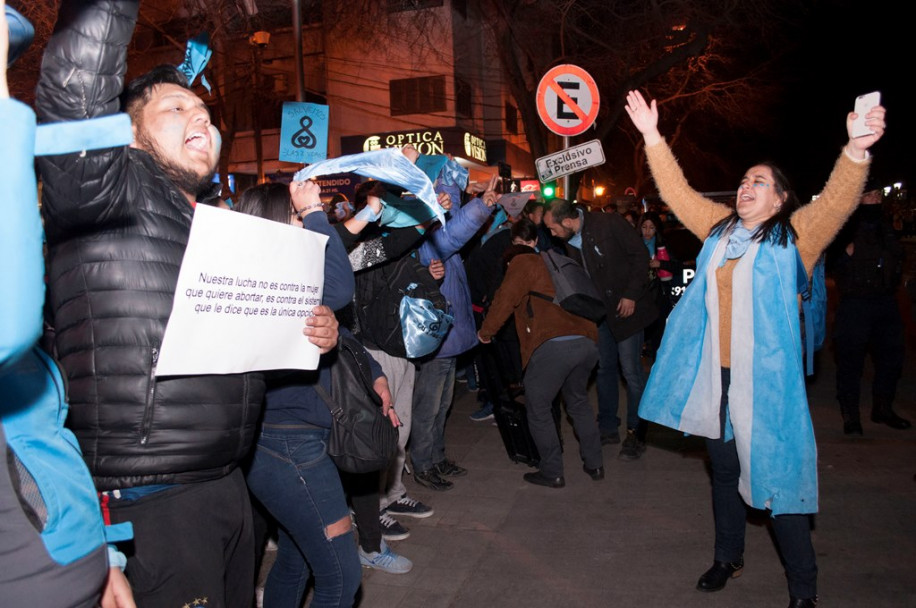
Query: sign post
535 65 600 198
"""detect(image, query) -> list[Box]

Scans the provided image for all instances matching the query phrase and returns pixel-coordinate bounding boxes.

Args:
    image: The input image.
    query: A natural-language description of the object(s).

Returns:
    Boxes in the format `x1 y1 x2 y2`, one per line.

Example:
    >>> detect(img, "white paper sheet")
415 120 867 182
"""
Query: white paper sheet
156 204 327 376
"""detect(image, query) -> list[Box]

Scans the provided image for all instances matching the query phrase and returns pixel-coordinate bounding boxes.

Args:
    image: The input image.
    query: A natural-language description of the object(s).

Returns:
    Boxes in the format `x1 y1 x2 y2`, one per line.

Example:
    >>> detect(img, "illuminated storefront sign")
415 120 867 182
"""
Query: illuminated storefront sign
362 131 446 156
342 127 488 165
463 133 486 163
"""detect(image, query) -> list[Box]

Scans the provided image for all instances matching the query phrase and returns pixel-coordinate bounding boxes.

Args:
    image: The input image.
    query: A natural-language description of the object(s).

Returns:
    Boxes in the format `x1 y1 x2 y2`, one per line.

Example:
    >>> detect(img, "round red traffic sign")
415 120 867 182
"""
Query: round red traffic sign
536 64 600 137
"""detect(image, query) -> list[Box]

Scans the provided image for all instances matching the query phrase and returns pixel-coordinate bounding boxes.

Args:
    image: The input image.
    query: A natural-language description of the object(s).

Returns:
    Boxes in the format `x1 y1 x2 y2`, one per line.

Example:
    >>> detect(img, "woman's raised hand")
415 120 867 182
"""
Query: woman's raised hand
846 104 887 160
289 180 322 215
624 90 662 146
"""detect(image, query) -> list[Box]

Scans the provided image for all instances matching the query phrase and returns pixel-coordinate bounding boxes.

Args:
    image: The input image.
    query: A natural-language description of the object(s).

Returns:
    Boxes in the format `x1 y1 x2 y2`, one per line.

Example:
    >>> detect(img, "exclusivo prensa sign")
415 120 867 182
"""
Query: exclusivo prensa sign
536 139 606 183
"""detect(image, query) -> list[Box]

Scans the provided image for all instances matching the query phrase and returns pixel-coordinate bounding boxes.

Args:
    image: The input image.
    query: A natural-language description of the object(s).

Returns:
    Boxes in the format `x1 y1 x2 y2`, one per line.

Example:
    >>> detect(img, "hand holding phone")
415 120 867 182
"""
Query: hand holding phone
851 91 881 138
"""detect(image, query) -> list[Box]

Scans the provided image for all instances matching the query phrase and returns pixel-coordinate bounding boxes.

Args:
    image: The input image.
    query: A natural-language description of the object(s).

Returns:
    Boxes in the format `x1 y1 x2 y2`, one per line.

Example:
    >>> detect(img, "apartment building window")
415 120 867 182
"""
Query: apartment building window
387 0 444 12
505 102 518 134
456 77 473 118
390 75 447 116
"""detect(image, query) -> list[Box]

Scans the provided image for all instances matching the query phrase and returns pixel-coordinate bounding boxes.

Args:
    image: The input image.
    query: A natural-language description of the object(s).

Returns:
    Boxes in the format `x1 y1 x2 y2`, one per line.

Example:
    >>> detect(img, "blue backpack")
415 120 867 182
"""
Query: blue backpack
797 252 827 375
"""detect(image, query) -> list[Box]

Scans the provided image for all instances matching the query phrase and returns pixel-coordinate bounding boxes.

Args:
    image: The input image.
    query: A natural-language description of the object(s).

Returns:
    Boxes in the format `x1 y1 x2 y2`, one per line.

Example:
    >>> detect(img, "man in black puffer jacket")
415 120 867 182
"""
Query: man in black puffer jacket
35 2 339 606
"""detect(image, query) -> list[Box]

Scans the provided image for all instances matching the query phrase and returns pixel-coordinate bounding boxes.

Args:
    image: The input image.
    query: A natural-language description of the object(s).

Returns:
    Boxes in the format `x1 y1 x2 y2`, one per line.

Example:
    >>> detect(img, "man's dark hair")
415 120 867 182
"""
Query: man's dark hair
523 199 544 217
121 65 191 121
510 217 539 244
546 198 576 221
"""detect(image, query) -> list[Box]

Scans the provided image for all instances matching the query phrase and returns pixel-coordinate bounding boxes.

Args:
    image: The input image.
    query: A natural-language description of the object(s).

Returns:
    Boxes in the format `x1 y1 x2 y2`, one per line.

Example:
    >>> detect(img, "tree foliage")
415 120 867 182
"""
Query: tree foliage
478 0 812 197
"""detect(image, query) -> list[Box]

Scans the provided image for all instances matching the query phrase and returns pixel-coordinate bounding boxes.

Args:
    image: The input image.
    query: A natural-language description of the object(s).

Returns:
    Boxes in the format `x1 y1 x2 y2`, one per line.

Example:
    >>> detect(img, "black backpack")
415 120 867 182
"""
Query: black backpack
355 253 450 357
529 250 606 323
316 333 399 474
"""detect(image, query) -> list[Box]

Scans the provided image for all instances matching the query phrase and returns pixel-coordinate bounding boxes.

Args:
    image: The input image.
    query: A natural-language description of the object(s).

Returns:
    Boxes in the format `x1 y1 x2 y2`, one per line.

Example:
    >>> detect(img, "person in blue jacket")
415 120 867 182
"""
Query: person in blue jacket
0 4 134 605
410 176 500 490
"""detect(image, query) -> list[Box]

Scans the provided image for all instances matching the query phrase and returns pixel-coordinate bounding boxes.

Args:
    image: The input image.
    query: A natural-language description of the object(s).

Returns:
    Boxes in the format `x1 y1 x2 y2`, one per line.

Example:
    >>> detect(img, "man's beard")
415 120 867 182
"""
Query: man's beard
137 130 216 199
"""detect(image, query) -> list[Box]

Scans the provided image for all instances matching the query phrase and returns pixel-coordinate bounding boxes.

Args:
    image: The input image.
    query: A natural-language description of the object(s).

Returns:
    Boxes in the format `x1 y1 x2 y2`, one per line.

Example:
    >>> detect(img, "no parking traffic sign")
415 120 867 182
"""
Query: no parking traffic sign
536 64 600 137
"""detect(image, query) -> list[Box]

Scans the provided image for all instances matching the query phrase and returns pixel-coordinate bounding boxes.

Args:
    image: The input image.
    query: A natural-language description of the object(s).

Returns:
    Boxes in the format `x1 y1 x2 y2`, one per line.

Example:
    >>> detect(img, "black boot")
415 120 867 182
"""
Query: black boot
871 398 911 430
840 399 863 435
787 596 818 608
696 558 743 592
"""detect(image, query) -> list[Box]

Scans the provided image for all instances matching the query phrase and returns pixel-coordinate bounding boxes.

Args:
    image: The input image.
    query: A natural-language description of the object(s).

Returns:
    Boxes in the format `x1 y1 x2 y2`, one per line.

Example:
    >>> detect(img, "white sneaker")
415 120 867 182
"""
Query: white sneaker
358 539 413 574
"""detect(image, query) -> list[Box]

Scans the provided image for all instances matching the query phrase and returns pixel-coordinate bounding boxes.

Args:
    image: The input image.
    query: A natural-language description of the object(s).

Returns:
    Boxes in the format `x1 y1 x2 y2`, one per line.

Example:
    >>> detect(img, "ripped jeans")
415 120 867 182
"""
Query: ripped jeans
247 424 361 608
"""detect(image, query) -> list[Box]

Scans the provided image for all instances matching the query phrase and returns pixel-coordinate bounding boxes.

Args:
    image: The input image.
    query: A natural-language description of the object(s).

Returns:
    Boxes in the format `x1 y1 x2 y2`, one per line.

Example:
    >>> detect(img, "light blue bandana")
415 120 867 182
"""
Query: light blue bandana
721 223 757 264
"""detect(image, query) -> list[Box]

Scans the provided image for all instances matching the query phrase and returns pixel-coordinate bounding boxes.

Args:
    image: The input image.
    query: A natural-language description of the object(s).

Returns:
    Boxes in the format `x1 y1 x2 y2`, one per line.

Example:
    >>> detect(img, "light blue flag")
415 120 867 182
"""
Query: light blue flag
481 208 508 244
35 114 133 157
176 33 213 92
294 148 446 226
415 155 449 183
379 192 438 228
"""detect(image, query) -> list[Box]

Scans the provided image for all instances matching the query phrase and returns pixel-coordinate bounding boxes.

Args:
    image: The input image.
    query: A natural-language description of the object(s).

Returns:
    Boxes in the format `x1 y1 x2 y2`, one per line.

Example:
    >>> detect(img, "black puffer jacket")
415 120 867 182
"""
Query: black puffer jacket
36 0 264 490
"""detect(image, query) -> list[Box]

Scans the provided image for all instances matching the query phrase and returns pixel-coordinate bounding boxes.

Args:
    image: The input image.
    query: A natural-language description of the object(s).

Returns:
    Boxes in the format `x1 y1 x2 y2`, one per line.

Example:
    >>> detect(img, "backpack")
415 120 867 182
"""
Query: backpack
797 252 826 376
355 253 453 358
529 250 606 323
315 333 399 474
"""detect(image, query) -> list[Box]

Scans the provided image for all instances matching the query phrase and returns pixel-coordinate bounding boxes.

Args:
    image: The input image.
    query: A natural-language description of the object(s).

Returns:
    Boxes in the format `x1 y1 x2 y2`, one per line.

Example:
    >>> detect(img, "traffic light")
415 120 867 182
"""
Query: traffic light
541 181 556 199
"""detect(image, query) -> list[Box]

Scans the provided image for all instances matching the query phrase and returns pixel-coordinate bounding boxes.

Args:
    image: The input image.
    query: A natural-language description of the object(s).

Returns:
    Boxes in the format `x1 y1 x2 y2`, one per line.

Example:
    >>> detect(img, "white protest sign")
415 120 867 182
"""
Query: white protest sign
156 204 327 376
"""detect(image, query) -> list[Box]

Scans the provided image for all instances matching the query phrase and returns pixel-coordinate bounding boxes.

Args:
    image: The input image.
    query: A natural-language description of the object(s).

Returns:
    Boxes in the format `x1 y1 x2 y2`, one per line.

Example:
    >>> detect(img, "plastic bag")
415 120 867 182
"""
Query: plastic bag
399 284 453 359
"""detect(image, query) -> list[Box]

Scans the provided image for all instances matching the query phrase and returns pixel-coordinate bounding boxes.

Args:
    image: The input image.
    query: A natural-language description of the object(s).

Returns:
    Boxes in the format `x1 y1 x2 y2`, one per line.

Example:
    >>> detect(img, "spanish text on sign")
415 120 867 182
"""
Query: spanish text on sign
536 139 606 183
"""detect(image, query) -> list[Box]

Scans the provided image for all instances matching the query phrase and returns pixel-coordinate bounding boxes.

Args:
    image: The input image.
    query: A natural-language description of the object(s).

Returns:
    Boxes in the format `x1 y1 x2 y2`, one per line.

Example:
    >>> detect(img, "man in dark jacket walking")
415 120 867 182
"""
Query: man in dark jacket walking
544 199 658 459
36 2 338 606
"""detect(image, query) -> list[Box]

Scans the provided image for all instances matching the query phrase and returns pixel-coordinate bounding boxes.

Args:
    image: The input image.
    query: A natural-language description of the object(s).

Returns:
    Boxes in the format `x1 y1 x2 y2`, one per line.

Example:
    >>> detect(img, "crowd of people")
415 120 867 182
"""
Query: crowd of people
1 2 901 608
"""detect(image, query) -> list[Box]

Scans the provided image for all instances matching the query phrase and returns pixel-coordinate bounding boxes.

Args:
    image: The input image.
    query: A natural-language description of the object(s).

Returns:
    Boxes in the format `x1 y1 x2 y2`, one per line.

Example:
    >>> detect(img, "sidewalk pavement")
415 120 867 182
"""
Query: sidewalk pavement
353 346 916 608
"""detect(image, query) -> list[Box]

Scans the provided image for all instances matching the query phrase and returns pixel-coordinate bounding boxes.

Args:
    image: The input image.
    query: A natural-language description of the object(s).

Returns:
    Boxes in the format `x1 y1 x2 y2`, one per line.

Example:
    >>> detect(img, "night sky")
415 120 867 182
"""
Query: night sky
773 1 912 198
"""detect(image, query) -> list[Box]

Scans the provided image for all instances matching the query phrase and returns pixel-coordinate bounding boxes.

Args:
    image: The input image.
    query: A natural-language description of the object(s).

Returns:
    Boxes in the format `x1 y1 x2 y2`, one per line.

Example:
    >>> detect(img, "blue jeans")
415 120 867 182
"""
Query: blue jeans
410 357 457 473
246 424 361 608
706 368 817 599
596 321 645 433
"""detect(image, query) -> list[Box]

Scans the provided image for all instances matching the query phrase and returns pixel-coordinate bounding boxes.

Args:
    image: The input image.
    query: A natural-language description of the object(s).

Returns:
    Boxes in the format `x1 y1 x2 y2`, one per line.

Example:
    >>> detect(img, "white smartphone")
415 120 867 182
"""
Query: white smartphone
851 91 881 138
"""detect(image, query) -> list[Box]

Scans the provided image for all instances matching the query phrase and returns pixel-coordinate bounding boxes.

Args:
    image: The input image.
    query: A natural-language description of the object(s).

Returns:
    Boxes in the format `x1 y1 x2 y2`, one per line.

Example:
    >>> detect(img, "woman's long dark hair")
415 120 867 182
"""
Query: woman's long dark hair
639 211 666 247
710 161 800 247
234 182 291 225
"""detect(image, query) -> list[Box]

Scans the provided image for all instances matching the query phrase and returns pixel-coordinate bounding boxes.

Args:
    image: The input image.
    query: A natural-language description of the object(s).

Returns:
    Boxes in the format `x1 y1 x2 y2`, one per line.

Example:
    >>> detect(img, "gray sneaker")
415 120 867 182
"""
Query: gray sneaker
359 539 413 574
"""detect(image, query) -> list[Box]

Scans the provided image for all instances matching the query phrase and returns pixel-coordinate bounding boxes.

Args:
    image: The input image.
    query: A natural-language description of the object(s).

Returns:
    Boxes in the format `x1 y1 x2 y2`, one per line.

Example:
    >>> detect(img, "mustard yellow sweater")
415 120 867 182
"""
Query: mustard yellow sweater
644 140 870 366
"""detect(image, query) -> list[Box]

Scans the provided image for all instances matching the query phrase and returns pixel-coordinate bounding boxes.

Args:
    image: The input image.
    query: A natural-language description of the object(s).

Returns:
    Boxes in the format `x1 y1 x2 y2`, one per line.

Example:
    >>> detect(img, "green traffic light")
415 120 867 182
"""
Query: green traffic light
542 184 555 198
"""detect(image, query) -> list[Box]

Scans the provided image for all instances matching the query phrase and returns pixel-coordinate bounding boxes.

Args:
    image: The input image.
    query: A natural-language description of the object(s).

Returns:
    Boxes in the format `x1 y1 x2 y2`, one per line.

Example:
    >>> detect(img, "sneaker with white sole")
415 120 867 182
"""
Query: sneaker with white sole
379 510 410 541
359 539 413 574
385 495 434 519
469 402 494 422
